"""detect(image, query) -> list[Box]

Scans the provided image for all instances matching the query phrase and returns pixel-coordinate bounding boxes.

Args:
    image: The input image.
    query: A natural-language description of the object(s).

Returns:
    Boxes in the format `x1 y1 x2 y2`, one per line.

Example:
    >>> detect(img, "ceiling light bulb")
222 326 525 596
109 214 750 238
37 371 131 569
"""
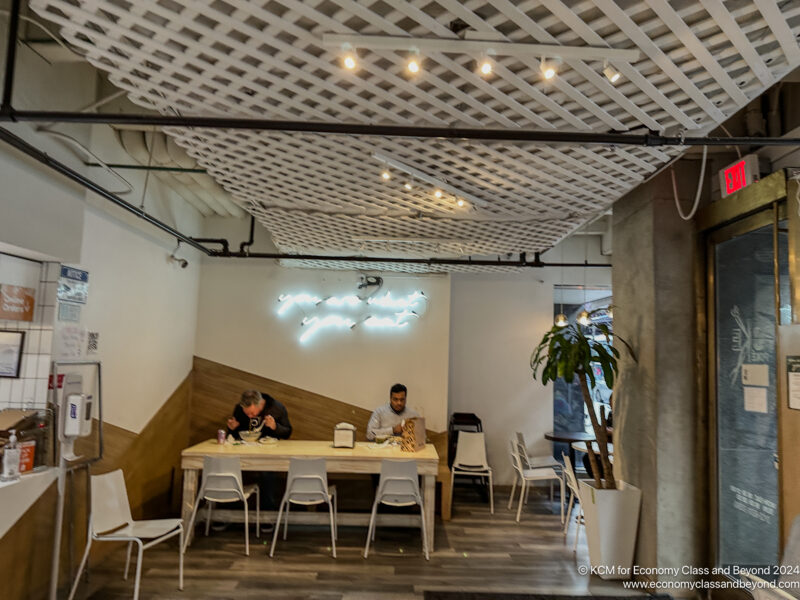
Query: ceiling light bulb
479 59 493 76
554 313 568 328
603 63 621 84
577 309 591 326
434 189 443 198
456 198 466 207
381 170 391 180
343 54 357 70
407 56 421 74
540 58 557 80
404 182 413 190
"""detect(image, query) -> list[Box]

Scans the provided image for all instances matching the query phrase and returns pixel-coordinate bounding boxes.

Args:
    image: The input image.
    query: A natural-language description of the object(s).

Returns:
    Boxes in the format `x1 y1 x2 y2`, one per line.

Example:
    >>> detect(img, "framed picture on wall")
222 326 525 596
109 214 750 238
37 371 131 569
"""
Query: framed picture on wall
0 330 25 378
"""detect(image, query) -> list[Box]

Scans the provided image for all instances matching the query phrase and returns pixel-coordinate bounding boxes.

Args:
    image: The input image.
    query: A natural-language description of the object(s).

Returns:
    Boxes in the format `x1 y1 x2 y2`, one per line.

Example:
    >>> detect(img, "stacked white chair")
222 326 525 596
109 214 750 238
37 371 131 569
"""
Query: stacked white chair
510 432 565 519
561 452 584 552
450 431 494 514
270 458 337 558
68 469 183 600
508 441 564 523
184 455 260 556
364 459 429 560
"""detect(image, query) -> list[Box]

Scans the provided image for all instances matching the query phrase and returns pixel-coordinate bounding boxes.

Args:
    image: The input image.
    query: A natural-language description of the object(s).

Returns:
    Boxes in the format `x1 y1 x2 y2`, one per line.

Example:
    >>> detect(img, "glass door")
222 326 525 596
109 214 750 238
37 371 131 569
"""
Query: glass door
713 216 790 569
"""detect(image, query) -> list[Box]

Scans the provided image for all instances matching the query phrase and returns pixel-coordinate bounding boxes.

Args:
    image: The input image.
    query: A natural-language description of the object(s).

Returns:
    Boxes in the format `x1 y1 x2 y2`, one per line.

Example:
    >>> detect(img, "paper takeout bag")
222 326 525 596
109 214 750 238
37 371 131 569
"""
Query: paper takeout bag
401 417 426 452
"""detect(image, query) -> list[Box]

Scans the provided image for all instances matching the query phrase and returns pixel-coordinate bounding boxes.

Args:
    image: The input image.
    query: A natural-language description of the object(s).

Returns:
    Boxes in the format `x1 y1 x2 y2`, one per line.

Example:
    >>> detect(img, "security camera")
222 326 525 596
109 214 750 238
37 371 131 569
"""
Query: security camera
178 258 188 269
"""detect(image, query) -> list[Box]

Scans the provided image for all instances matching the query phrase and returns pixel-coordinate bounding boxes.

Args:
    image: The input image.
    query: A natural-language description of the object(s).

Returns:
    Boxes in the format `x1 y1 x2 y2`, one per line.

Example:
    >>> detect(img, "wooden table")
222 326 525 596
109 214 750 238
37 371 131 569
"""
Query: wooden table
181 439 439 551
544 430 596 467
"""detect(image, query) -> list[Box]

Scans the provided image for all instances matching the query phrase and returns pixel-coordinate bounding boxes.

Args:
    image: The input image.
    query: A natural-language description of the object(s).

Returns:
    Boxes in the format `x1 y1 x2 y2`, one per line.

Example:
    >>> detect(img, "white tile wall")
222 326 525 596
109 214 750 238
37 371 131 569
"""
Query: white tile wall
0 259 58 410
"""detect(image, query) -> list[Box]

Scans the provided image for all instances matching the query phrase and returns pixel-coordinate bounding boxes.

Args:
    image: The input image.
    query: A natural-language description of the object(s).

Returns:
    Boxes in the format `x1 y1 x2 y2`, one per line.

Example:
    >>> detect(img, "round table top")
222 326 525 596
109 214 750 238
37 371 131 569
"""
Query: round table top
571 441 614 455
544 430 596 443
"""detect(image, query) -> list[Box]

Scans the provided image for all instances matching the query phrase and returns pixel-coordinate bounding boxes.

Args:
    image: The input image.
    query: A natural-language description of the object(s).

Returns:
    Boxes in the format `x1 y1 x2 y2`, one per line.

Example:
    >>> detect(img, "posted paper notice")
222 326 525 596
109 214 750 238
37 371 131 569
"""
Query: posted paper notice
743 386 767 414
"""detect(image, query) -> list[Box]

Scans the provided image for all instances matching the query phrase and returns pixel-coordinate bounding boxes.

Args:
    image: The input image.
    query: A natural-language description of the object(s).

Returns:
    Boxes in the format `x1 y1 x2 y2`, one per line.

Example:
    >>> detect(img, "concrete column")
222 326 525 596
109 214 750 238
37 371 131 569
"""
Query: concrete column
612 163 707 586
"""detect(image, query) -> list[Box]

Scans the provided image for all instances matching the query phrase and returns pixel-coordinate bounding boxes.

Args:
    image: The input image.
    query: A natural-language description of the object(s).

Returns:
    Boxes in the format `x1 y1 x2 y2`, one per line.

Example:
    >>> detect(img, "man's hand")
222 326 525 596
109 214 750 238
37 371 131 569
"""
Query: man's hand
265 415 277 430
226 416 239 430
392 423 403 435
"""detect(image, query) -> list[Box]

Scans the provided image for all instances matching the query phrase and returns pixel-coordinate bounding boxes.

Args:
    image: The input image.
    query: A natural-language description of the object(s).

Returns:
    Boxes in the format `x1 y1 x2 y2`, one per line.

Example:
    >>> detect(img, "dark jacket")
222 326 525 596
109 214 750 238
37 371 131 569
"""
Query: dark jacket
227 392 292 440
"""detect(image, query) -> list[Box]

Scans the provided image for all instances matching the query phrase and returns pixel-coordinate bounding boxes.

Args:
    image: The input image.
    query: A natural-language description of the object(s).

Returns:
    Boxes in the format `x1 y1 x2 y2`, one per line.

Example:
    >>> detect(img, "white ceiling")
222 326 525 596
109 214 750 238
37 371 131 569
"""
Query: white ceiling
27 0 800 272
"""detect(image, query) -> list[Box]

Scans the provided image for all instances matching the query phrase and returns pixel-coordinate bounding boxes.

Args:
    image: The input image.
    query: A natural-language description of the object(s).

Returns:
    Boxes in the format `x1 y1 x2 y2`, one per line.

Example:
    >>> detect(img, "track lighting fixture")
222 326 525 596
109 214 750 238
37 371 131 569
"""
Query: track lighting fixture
372 151 490 209
406 52 421 75
603 60 621 83
478 54 494 76
325 34 642 82
540 58 557 80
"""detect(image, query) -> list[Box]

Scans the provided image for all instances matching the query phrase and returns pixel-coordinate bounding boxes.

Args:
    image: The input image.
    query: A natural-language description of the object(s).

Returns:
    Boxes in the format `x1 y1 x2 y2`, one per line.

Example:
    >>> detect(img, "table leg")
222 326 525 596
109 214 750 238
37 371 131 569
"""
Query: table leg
181 468 198 547
423 474 435 553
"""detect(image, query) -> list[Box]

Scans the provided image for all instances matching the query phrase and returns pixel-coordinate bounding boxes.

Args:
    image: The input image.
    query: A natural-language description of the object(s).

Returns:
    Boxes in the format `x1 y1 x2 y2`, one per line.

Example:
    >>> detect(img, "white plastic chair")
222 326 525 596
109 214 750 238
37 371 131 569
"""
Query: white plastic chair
270 458 337 558
184 456 259 556
562 452 584 552
364 459 429 560
509 441 564 523
510 433 564 520
450 431 494 514
741 516 800 600
516 432 561 469
67 470 183 600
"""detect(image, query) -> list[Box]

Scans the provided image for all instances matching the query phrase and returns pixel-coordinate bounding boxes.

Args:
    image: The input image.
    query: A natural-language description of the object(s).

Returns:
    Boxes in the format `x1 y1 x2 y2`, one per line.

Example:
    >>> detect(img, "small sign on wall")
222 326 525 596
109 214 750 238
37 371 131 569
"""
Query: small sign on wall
0 285 35 321
787 356 800 410
57 266 89 305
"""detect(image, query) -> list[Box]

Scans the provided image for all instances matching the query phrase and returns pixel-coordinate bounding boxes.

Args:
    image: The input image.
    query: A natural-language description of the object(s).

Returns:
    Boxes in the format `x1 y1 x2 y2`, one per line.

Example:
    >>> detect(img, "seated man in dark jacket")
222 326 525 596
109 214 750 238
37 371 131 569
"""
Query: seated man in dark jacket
227 389 292 440
225 390 292 528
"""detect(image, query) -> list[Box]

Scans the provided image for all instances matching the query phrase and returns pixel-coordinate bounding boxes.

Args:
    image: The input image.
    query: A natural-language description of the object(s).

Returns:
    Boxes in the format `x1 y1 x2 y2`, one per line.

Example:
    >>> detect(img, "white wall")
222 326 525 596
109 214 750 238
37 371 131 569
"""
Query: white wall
195 260 451 432
72 205 202 433
449 236 611 484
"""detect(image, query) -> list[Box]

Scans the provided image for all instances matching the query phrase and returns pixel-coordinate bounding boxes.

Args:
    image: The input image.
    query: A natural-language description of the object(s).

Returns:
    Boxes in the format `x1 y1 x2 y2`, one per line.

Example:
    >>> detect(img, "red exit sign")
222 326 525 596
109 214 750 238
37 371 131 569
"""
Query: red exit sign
718 154 761 198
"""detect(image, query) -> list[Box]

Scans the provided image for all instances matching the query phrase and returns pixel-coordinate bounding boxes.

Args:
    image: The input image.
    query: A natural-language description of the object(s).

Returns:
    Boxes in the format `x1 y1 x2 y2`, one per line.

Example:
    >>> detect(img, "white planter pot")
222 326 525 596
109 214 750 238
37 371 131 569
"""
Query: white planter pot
578 479 642 580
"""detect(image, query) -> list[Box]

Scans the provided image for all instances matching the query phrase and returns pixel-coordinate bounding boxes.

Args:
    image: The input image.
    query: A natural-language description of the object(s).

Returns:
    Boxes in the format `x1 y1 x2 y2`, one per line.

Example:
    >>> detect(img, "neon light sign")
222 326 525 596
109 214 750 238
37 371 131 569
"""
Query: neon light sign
278 291 427 342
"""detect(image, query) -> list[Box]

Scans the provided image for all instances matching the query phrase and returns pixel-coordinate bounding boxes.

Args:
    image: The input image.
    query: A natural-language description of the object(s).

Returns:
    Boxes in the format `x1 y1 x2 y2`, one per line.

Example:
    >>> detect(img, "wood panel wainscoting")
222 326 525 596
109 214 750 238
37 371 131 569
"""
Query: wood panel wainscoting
191 356 451 519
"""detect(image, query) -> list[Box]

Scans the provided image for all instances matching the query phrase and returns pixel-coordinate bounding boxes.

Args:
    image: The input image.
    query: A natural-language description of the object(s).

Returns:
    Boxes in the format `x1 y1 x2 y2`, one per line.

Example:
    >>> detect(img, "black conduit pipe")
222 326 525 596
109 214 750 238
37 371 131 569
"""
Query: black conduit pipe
3 109 800 147
1 0 21 115
239 216 255 253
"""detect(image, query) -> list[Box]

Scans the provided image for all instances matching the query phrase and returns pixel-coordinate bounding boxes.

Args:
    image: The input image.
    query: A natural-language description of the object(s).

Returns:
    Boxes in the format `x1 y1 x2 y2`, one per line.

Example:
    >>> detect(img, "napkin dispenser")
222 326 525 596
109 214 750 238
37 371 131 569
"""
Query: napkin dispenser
333 422 356 448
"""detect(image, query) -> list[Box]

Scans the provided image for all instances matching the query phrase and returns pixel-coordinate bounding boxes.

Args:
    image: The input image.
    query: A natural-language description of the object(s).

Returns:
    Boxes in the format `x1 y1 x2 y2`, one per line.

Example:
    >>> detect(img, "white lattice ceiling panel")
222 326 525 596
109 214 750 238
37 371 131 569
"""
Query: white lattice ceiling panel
28 0 800 268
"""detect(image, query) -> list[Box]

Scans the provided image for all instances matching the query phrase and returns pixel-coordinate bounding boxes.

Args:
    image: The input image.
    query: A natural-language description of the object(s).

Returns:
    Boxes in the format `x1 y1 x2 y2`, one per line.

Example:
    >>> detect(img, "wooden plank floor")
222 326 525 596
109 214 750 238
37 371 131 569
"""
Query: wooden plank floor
73 486 636 599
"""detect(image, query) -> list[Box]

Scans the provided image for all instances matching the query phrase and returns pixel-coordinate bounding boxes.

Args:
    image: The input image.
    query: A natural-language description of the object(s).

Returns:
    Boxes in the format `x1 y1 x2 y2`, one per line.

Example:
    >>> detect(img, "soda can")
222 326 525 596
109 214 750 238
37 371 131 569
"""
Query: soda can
217 429 226 444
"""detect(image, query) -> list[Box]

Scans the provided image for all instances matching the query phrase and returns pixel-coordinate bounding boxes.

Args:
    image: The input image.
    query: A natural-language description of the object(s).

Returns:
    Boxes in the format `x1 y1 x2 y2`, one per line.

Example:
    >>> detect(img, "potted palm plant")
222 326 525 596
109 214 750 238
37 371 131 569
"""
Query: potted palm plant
531 313 640 579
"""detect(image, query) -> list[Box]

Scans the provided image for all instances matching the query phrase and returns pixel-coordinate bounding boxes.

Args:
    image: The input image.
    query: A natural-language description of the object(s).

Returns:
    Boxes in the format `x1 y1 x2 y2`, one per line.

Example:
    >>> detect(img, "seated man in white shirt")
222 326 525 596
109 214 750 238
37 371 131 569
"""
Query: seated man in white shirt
366 383 419 440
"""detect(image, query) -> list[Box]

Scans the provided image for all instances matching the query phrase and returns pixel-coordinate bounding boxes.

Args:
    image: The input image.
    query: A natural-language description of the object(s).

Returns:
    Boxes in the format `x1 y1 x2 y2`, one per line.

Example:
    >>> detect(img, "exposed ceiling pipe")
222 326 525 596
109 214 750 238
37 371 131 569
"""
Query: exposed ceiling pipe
186 171 245 218
118 130 214 217
240 216 255 254
6 110 800 147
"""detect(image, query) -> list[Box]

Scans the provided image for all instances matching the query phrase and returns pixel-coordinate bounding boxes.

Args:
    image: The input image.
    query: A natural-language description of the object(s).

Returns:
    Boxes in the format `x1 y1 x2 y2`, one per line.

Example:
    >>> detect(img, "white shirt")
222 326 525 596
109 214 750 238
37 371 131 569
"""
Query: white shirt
366 403 420 440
